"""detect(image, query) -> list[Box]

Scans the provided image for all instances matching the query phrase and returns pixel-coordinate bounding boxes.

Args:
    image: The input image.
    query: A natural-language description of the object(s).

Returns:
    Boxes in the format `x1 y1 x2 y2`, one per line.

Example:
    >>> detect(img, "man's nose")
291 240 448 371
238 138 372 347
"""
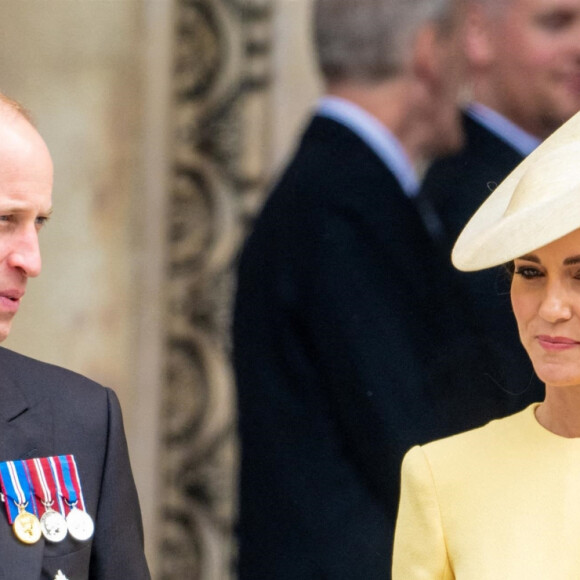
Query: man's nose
7 228 42 278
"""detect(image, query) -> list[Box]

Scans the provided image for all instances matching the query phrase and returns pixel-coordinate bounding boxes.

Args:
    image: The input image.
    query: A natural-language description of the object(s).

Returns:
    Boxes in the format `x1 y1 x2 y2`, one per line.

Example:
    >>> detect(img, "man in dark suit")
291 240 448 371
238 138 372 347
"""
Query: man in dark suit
421 0 580 405
0 95 150 578
233 1 485 577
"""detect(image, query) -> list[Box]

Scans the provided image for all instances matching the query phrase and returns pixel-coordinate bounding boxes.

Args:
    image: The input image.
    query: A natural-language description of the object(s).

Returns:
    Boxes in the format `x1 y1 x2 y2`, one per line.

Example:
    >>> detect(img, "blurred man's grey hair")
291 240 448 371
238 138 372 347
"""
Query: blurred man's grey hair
314 0 455 83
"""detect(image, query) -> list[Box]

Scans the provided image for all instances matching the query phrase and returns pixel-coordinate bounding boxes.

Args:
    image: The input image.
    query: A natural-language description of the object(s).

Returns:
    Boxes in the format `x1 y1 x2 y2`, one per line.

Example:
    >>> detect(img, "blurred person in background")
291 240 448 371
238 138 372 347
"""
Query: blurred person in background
420 0 580 407
232 0 481 577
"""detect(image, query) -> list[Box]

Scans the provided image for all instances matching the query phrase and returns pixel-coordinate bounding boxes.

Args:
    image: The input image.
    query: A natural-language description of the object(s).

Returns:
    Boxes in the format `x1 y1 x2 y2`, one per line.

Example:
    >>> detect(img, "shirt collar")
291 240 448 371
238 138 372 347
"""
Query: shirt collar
466 102 541 157
316 96 419 198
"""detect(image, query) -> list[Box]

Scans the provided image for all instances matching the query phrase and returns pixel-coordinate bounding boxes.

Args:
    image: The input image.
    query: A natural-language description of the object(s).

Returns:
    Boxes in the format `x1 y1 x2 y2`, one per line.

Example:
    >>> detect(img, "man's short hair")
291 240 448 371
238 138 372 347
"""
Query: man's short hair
314 0 455 83
0 93 33 124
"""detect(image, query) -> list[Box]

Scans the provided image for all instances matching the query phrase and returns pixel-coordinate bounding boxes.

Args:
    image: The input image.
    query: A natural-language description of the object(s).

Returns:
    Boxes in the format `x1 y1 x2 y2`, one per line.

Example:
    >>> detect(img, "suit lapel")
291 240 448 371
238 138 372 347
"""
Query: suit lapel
464 113 524 175
0 371 54 461
0 369 54 577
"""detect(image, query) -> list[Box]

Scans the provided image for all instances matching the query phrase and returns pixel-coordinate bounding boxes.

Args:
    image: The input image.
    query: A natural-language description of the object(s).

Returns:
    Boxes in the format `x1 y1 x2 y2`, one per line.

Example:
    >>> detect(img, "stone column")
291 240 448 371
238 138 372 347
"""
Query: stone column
160 1 272 578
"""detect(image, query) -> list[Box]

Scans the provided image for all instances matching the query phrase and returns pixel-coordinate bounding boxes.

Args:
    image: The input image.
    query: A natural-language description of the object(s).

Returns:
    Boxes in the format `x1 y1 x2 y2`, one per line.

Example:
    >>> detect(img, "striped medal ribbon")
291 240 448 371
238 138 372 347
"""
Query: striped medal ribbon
0 460 41 544
51 455 94 542
25 457 68 543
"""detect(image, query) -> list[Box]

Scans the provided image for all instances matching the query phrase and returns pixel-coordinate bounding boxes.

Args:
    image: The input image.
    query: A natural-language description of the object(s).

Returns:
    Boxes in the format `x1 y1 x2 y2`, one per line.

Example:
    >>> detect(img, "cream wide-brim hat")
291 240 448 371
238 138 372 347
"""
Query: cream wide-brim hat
452 110 580 272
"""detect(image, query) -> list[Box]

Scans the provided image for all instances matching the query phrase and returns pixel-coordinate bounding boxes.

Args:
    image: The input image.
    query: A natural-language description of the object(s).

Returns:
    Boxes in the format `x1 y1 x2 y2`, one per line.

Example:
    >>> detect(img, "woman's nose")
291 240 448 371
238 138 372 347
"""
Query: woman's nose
539 282 572 323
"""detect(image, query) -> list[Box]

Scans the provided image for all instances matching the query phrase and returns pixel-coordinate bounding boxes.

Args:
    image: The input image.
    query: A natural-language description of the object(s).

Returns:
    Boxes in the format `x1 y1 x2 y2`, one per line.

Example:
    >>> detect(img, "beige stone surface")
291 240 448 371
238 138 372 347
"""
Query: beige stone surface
270 0 322 177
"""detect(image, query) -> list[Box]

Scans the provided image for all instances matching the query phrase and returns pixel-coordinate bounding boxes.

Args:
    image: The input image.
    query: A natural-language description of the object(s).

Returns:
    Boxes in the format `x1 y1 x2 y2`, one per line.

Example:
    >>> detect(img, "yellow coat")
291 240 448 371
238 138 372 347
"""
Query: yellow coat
392 404 580 579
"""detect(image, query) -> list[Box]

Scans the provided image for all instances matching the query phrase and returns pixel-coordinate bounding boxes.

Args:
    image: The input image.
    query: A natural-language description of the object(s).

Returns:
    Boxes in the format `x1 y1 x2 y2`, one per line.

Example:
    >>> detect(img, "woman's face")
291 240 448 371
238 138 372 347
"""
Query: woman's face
512 228 580 388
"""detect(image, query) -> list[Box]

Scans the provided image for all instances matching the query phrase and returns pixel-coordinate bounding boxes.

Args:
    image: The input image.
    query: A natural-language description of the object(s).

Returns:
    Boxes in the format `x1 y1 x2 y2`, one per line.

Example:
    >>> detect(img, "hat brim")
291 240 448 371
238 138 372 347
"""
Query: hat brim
452 110 580 271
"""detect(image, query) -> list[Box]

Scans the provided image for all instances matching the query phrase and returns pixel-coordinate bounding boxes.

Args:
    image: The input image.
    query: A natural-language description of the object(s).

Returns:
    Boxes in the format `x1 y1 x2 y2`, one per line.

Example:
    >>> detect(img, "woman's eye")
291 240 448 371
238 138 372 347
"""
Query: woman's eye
514 267 543 279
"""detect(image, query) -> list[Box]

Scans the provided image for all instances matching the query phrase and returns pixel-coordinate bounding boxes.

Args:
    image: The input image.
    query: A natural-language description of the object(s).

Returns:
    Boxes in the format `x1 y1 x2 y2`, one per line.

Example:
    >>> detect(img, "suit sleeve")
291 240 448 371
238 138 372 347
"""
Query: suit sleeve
392 446 452 579
89 388 151 579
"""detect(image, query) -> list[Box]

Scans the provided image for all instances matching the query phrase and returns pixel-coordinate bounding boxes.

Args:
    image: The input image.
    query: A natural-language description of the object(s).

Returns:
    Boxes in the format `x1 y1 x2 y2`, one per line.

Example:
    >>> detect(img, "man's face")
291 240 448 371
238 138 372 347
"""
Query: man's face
0 112 53 342
426 2 469 156
472 0 580 138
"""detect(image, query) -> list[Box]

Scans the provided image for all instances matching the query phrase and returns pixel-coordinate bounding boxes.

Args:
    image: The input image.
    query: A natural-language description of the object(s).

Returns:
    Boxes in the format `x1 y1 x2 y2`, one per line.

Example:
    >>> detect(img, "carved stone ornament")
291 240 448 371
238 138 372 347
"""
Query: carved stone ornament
160 1 272 578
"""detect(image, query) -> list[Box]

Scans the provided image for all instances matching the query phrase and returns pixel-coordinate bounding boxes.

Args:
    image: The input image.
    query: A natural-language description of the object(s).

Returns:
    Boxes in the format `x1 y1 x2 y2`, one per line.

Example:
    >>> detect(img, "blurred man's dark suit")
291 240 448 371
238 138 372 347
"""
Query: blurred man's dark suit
234 112 515 579
420 111 544 409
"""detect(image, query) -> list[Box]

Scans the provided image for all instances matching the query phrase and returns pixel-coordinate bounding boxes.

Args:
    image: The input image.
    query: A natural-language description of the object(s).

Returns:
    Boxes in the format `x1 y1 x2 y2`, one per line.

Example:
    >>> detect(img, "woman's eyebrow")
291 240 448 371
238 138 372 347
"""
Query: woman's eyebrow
563 255 580 266
516 254 540 263
516 255 580 265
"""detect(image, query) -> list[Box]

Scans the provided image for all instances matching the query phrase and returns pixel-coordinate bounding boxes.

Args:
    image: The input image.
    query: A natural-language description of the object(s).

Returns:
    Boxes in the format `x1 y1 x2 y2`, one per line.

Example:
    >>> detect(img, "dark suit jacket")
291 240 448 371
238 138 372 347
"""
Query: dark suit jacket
421 113 544 405
0 346 150 579
234 115 512 579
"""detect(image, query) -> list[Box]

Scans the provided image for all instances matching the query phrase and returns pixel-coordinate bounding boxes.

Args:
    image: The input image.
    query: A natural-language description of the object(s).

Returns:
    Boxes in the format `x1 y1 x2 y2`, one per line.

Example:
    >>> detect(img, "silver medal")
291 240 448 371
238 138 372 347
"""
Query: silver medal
40 509 68 543
66 507 94 541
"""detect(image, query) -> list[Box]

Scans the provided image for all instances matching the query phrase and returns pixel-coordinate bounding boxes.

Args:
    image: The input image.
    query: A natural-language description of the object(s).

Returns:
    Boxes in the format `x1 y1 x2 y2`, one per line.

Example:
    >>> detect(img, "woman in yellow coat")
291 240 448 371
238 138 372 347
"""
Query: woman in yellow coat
392 110 580 579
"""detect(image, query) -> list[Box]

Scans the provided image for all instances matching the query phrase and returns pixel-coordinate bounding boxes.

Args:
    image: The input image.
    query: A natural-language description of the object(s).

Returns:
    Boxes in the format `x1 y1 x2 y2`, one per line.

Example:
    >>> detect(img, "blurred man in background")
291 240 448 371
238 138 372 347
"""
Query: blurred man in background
233 1 476 577
420 0 580 407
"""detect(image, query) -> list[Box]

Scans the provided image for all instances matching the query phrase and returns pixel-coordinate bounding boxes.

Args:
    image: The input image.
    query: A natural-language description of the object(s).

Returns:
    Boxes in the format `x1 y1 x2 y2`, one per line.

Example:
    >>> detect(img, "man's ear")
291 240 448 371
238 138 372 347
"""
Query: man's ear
464 2 496 69
411 23 439 85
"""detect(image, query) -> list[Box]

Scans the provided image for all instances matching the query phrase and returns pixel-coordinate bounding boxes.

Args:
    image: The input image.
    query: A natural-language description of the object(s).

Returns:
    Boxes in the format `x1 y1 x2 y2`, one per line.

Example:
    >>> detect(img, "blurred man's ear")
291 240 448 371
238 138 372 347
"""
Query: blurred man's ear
464 2 496 69
411 20 462 88
411 23 441 85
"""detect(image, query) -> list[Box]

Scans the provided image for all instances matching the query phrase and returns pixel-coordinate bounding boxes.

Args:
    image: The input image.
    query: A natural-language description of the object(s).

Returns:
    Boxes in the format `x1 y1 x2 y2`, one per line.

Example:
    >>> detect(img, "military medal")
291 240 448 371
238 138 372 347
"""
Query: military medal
40 509 68 543
26 457 68 543
0 454 92 546
0 460 42 544
52 455 94 542
66 506 94 541
13 504 42 544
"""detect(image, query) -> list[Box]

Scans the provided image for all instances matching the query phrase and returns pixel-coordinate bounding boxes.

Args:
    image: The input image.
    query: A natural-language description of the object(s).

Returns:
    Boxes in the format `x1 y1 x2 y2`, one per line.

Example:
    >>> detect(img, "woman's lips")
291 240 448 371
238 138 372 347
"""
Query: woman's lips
537 335 580 351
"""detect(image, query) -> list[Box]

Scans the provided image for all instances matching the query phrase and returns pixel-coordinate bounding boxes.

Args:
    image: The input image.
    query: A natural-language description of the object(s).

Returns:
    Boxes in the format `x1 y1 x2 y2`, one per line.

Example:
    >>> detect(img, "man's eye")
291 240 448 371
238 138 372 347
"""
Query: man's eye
537 12 574 31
